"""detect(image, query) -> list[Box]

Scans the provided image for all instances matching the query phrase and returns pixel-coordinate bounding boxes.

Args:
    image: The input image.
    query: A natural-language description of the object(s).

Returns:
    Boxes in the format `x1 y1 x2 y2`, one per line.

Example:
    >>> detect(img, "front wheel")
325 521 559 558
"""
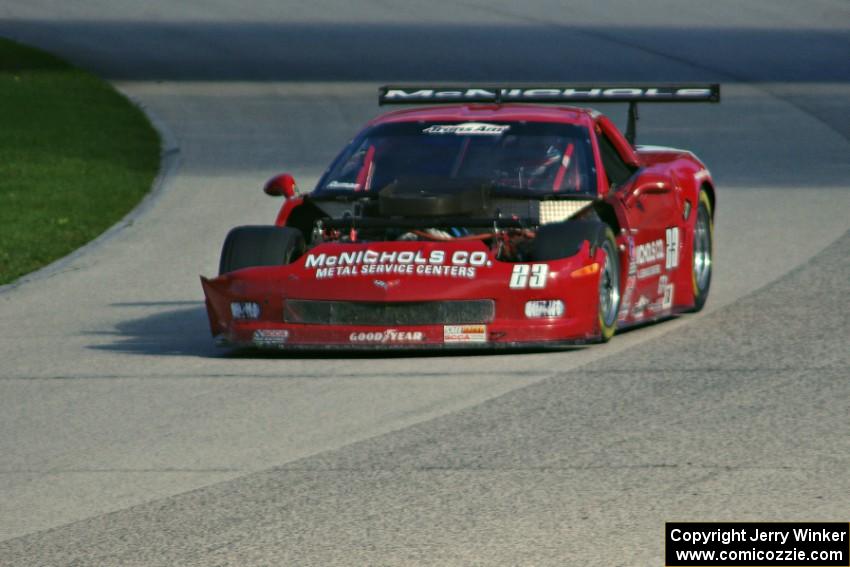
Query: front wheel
689 190 713 312
597 227 620 342
218 226 305 275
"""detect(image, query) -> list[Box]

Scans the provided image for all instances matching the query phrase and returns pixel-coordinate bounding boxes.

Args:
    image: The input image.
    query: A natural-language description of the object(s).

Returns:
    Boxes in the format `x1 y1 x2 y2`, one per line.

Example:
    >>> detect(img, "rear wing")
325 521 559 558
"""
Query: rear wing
378 84 720 146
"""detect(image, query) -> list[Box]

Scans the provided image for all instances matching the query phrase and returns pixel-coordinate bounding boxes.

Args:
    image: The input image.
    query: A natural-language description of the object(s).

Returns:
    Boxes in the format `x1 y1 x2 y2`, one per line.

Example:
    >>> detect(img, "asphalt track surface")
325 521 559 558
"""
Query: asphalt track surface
0 1 849 564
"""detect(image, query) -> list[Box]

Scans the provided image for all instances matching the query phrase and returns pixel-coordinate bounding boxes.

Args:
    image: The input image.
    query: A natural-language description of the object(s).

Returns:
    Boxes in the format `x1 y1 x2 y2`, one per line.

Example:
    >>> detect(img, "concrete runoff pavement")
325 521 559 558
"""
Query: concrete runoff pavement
2 227 848 564
0 0 848 562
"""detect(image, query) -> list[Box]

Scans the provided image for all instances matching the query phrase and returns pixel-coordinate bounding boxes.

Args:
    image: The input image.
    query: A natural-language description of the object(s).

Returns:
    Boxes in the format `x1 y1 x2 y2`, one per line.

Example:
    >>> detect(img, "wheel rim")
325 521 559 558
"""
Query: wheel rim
599 240 620 327
693 204 712 291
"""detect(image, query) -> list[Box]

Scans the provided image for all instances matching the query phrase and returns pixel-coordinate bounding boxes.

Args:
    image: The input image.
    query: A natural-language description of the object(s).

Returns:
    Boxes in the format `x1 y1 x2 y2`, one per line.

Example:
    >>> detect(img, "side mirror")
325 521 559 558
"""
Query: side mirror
264 174 298 198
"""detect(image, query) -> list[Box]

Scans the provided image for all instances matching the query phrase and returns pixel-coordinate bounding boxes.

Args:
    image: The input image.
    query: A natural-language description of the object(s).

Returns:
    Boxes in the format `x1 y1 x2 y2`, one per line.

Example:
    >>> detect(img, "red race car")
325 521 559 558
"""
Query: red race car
202 84 719 349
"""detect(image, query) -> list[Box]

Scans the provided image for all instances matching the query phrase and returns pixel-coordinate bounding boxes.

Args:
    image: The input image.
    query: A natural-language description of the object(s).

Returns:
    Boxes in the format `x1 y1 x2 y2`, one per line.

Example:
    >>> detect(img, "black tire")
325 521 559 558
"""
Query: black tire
530 220 610 261
218 226 305 275
688 190 713 312
596 227 620 342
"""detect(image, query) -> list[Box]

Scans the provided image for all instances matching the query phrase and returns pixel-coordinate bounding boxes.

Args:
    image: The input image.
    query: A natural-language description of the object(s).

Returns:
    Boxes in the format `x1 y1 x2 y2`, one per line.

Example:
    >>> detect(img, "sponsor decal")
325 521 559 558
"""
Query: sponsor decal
631 295 650 318
252 329 289 347
619 235 638 321
304 249 491 280
524 300 565 318
444 324 487 343
619 278 636 322
665 227 679 269
373 279 400 290
509 264 549 289
648 275 675 314
618 235 639 321
326 181 360 190
381 86 718 104
422 122 510 136
230 301 260 320
658 275 675 310
349 329 425 344
662 284 674 310
636 238 664 265
636 264 662 280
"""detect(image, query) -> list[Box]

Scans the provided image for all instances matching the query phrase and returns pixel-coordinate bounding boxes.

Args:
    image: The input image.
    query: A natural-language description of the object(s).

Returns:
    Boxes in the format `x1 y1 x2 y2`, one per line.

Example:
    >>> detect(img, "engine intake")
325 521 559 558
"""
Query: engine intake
378 177 491 217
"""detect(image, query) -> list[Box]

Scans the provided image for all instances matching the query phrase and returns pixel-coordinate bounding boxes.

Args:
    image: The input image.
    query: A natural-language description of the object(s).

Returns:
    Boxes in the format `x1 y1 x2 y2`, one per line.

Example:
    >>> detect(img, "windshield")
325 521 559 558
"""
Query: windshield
315 121 596 197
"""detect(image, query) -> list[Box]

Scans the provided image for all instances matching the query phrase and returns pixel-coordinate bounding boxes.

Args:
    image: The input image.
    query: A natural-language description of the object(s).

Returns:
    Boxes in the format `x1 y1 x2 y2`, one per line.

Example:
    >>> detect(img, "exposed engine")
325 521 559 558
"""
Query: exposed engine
288 177 597 263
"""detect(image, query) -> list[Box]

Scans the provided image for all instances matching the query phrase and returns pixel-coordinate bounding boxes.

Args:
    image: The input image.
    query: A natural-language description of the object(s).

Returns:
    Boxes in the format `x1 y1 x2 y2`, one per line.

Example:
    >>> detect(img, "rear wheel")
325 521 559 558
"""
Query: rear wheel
597 227 620 342
689 190 713 311
218 226 304 275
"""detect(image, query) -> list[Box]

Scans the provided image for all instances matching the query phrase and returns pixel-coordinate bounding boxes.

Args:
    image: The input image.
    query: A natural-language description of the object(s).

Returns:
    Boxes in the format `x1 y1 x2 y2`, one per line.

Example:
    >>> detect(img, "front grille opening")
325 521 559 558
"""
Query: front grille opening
284 300 495 326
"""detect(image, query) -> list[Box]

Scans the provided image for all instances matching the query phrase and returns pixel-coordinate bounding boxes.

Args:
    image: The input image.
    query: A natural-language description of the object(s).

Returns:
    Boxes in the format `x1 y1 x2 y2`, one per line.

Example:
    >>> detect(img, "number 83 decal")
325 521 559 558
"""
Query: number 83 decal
509 264 549 289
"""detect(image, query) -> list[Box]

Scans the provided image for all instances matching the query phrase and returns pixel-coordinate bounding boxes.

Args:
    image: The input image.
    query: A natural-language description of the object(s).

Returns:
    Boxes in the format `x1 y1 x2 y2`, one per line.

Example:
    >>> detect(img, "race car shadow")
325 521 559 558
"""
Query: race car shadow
89 301 588 359
89 301 220 357
226 343 588 360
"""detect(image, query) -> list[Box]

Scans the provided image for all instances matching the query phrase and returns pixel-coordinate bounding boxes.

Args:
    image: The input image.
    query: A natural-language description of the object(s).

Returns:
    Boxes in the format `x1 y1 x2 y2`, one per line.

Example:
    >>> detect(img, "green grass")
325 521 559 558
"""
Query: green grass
0 38 160 284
